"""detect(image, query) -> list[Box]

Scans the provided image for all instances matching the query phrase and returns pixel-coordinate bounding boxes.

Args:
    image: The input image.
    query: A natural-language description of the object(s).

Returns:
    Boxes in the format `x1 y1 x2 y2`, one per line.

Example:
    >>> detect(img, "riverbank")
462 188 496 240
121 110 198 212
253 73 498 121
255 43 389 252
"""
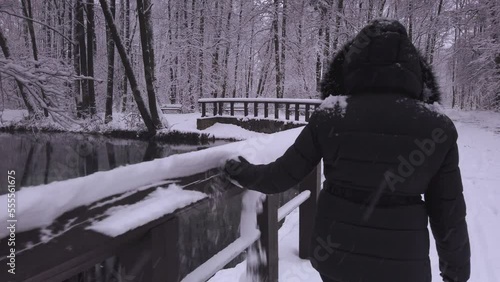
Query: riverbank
0 110 268 143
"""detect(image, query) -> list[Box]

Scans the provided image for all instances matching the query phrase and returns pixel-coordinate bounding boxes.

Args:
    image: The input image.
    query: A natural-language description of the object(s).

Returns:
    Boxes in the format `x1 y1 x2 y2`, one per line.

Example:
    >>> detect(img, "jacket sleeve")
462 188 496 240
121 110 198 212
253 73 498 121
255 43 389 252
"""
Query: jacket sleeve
243 116 323 194
425 140 471 282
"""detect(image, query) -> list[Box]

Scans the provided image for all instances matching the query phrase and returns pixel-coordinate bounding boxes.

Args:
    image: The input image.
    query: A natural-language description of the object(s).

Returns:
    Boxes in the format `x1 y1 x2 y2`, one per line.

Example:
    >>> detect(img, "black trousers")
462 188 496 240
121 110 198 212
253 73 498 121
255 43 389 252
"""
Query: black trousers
321 274 340 282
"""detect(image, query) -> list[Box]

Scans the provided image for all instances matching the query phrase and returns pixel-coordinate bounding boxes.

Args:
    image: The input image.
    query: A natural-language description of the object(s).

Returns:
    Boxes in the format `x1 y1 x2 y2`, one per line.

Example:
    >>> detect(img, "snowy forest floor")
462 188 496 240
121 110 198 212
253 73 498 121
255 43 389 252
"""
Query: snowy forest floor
209 109 500 282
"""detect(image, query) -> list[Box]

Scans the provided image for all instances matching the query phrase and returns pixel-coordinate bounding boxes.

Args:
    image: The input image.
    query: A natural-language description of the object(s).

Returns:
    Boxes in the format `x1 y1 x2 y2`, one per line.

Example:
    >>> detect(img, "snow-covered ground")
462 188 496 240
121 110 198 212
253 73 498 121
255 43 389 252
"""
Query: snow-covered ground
0 110 267 140
209 109 500 282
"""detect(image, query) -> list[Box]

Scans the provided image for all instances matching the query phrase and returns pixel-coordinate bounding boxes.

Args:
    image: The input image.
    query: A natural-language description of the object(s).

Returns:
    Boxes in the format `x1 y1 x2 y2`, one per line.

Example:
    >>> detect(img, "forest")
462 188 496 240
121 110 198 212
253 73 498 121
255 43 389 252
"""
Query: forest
0 0 499 134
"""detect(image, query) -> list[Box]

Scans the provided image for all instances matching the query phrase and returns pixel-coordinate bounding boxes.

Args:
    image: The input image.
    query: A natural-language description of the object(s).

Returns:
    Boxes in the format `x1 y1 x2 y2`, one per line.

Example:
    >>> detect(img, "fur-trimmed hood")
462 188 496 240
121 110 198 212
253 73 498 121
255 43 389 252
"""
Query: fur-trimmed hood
320 19 441 104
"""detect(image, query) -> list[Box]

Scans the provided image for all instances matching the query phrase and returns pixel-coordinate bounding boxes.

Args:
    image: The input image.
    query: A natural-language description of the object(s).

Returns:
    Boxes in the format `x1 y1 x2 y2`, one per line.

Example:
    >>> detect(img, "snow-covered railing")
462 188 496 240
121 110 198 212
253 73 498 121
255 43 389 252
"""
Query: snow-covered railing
182 165 321 282
199 98 322 121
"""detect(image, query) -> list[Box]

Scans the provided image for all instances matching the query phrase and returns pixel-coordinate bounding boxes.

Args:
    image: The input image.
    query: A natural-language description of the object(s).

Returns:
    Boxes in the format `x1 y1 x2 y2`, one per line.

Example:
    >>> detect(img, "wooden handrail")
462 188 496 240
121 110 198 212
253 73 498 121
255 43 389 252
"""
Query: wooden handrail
2 165 320 282
182 165 320 282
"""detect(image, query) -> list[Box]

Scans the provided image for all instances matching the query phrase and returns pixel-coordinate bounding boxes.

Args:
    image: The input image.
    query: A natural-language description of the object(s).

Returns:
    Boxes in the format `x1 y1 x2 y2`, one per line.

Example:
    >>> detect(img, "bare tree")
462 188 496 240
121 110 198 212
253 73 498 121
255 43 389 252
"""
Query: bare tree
105 0 116 124
98 0 157 133
0 26 36 116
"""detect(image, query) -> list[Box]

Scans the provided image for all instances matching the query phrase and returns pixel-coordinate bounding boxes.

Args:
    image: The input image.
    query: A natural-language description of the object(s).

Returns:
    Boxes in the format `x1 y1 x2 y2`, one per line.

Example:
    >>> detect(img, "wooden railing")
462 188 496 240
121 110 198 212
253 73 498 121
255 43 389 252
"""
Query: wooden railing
199 98 323 122
0 166 320 282
183 165 321 282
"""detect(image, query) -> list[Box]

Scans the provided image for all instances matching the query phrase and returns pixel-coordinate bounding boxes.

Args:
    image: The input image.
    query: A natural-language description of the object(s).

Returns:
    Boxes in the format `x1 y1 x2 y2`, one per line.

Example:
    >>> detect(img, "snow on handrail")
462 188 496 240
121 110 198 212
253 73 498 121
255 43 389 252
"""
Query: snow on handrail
277 191 311 221
181 229 261 282
198 97 323 104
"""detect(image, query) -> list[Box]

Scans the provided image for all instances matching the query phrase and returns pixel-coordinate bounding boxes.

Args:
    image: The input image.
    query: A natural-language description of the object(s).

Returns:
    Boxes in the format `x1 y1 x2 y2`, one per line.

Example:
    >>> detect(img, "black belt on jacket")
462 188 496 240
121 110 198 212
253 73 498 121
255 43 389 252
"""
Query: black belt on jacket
324 182 423 207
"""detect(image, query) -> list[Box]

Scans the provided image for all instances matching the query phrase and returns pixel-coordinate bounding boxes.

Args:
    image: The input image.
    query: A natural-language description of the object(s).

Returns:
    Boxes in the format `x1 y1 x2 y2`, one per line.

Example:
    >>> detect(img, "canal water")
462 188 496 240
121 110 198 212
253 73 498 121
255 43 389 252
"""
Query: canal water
0 132 227 194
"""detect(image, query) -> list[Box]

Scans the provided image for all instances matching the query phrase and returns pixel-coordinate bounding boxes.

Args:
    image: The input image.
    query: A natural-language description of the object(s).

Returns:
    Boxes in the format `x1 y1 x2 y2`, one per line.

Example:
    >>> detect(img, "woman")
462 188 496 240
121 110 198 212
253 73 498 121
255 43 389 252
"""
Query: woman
224 19 470 282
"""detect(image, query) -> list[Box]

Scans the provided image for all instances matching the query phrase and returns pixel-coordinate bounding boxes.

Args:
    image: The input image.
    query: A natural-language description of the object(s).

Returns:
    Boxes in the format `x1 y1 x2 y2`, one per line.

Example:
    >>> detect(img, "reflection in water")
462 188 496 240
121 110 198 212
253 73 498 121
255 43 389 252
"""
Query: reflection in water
0 132 227 193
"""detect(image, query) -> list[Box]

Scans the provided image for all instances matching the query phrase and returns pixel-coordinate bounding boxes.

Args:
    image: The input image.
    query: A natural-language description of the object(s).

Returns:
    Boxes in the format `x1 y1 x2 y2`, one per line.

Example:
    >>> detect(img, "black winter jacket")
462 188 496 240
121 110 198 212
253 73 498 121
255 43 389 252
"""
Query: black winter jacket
231 20 470 282
240 95 470 282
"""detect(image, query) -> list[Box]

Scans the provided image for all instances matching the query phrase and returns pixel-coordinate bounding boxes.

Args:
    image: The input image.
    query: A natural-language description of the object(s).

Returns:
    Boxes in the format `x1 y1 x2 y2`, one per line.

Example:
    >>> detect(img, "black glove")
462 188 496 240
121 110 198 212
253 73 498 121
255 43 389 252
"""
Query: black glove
224 156 254 188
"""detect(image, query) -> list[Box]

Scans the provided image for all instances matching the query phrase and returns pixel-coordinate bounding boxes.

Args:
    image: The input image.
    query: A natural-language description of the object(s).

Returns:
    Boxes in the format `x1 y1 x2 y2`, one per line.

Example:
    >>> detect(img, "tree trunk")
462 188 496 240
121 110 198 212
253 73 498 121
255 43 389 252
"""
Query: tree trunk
86 0 97 116
322 1 330 73
429 0 444 65
198 0 206 99
333 0 343 50
137 0 163 129
99 0 156 134
246 21 255 98
121 0 131 112
167 0 177 103
73 0 82 116
281 0 287 97
21 0 49 117
221 0 233 98
0 26 36 116
105 0 116 124
408 1 413 42
211 1 223 98
273 0 282 98
316 14 323 92
232 0 243 98
75 0 89 118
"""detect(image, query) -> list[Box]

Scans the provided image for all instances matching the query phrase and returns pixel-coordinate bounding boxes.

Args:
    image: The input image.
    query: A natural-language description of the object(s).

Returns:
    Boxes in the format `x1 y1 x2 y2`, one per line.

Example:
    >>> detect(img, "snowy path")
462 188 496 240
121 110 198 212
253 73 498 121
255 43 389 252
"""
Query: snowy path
209 109 500 282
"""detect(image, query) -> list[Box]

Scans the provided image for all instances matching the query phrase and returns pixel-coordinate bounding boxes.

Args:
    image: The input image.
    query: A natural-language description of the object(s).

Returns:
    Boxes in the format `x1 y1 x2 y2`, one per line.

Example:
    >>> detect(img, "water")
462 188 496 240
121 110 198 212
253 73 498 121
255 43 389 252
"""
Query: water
0 131 227 193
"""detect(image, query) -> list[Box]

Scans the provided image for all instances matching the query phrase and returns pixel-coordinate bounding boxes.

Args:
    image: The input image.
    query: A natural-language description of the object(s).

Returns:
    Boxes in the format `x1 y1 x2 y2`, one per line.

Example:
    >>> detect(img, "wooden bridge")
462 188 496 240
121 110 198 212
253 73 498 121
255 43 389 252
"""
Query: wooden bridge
197 98 322 133
0 167 320 282
0 128 321 282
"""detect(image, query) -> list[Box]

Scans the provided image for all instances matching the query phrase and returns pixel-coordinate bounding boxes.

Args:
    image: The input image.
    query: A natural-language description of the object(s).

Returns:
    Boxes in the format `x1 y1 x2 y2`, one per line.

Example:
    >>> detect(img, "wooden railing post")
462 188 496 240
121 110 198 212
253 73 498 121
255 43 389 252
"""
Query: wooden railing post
213 102 217 116
201 102 206 117
274 103 279 119
285 103 290 120
230 102 235 116
248 194 279 282
244 102 249 116
294 103 300 121
264 102 269 118
218 102 224 116
299 165 321 259
305 104 310 121
118 217 180 282
254 102 258 117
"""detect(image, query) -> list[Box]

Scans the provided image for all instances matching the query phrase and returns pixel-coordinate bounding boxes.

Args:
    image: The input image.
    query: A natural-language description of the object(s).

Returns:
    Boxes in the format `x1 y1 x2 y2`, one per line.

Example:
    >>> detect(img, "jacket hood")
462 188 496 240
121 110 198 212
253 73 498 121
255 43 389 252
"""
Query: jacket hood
320 19 441 104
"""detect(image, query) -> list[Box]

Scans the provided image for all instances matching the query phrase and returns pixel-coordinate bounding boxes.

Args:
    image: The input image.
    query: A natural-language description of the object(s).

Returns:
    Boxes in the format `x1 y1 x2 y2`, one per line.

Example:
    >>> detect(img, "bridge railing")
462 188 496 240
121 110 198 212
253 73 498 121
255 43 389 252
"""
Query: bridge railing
1 166 320 282
182 165 321 282
199 98 323 122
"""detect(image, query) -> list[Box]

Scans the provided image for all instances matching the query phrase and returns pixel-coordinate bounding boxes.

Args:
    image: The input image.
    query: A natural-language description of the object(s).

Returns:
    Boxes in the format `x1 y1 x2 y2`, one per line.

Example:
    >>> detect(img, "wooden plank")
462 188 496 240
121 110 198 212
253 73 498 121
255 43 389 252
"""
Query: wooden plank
218 102 224 116
153 217 180 282
299 165 321 259
249 194 279 282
